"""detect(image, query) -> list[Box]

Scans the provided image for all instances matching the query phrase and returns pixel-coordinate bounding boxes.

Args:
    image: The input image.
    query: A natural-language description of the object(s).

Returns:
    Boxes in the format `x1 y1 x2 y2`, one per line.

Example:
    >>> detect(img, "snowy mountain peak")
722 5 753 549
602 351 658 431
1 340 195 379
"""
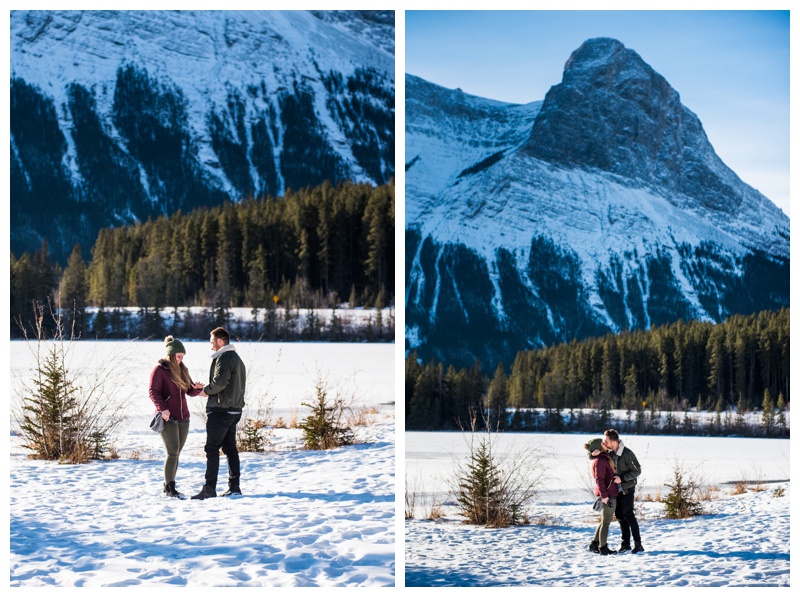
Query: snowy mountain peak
563 37 644 75
406 38 788 369
524 36 781 229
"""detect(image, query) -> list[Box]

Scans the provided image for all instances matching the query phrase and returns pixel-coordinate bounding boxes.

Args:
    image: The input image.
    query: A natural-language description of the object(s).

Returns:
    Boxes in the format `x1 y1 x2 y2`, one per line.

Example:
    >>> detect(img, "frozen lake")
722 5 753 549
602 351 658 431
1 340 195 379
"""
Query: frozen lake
10 340 395 433
405 431 790 505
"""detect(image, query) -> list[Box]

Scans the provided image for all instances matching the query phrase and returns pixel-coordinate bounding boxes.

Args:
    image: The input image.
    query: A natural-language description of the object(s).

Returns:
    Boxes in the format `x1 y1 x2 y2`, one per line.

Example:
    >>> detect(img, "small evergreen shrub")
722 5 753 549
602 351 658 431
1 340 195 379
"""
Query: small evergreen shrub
300 379 354 450
452 415 546 528
663 462 704 519
455 435 509 526
15 306 126 463
19 338 84 462
236 417 270 453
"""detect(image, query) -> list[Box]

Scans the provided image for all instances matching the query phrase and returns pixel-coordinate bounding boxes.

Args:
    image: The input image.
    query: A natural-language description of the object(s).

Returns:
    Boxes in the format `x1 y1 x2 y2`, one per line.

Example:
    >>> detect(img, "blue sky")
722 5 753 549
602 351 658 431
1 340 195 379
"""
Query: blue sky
405 10 790 216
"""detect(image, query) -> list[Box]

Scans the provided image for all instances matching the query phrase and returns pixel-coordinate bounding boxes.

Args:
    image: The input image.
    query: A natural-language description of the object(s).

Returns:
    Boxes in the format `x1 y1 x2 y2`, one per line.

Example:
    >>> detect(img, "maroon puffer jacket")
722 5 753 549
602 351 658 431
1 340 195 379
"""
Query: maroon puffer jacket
593 454 620 499
149 360 202 421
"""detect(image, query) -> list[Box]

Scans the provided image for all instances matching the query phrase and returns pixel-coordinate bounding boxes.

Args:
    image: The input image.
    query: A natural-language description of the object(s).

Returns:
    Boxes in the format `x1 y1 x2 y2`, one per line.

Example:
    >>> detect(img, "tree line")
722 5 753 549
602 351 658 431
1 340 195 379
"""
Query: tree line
11 180 394 339
406 308 789 437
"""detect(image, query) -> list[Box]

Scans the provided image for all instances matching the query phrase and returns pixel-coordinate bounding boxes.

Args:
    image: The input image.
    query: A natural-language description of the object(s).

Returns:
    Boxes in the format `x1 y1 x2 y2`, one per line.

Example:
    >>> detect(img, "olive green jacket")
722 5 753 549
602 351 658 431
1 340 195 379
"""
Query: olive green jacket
203 345 246 412
613 442 642 493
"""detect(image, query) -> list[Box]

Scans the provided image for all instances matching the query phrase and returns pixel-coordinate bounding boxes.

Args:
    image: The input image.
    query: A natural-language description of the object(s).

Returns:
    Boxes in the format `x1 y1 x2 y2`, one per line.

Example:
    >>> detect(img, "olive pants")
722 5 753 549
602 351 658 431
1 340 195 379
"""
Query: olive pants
160 419 190 483
592 497 617 547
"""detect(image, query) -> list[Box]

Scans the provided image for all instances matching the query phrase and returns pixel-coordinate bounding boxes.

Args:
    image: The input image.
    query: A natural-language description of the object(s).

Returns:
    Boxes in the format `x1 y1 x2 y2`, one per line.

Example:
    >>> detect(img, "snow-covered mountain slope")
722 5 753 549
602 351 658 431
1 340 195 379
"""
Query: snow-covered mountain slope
405 38 789 370
10 10 394 261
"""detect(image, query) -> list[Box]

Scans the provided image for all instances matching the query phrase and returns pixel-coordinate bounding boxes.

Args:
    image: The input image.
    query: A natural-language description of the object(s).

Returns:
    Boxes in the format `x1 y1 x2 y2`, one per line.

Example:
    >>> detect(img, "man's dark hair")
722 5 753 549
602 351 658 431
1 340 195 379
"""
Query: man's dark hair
211 327 230 344
604 429 620 441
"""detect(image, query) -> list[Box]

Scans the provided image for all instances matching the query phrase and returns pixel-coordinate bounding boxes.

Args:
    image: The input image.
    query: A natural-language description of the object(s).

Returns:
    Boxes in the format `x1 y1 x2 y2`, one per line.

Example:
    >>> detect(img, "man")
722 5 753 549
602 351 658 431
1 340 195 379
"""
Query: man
191 327 247 500
601 429 644 554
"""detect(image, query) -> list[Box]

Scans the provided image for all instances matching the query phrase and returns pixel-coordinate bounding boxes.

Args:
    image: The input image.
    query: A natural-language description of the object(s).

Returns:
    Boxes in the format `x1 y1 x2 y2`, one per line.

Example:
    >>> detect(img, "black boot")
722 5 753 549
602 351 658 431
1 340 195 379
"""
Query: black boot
221 477 242 497
588 540 600 553
599 545 617 555
163 481 183 498
631 541 645 554
191 484 217 500
618 541 632 553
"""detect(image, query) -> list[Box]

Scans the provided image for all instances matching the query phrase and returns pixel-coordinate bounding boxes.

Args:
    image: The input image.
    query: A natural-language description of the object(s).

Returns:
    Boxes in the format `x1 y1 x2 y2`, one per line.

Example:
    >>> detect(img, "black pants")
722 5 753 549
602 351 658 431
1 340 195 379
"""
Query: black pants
615 488 641 544
204 411 242 488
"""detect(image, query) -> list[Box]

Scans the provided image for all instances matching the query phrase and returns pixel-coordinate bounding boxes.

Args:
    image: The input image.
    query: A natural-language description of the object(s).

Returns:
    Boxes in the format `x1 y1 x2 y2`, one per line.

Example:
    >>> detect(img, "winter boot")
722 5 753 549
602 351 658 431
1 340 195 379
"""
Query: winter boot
163 481 183 499
618 541 632 553
588 540 600 553
631 542 645 554
599 545 617 556
221 477 242 497
190 484 217 500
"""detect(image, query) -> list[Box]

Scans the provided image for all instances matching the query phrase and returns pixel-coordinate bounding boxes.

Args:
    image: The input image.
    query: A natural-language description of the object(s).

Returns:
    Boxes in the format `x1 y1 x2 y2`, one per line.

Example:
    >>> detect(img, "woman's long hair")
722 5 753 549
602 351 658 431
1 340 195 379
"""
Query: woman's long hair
166 355 193 392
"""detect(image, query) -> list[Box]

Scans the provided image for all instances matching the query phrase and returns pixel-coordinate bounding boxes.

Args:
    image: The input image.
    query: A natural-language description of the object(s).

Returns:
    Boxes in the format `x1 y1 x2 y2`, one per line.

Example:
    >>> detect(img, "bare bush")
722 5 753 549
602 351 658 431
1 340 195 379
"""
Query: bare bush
640 488 661 502
575 458 597 499
235 386 276 453
347 404 381 427
732 481 749 495
405 473 419 519
427 501 445 520
698 484 720 501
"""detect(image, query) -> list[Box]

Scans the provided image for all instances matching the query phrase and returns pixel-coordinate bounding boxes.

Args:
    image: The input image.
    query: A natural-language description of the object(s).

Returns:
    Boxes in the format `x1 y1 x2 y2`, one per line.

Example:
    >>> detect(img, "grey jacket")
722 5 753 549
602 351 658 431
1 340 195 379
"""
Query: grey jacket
204 345 246 413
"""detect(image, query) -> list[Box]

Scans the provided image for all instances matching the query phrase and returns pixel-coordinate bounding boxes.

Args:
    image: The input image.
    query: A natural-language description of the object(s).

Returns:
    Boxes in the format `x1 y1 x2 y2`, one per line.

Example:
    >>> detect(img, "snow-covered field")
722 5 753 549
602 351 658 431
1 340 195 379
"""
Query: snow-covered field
405 431 790 587
9 341 396 587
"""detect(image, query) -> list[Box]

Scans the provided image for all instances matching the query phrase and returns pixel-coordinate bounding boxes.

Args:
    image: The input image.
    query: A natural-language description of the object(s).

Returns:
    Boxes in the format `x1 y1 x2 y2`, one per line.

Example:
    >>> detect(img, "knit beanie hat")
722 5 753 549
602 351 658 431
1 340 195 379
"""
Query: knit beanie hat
585 438 604 454
165 335 186 357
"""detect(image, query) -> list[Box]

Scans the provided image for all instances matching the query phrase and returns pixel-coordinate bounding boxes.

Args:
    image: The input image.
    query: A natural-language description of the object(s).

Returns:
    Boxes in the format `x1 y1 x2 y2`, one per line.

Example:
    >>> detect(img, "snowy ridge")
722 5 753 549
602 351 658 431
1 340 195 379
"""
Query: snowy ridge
11 11 392 148
10 10 395 260
405 74 541 219
405 38 789 369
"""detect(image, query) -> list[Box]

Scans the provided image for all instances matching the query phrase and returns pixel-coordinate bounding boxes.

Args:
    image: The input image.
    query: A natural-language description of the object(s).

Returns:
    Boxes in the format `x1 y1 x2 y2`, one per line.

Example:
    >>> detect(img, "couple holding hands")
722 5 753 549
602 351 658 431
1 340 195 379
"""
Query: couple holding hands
148 327 247 500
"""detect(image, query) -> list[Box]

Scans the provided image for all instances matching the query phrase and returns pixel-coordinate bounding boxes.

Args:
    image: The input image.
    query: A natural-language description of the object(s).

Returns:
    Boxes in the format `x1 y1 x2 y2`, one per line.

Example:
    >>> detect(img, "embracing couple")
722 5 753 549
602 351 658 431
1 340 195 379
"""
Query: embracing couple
585 429 645 555
148 326 247 500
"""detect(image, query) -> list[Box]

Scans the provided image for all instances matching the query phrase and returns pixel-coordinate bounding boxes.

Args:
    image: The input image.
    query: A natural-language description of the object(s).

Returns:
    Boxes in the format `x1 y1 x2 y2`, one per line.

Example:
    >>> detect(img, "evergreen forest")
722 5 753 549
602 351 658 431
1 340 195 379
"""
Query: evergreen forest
11 180 394 341
406 308 789 437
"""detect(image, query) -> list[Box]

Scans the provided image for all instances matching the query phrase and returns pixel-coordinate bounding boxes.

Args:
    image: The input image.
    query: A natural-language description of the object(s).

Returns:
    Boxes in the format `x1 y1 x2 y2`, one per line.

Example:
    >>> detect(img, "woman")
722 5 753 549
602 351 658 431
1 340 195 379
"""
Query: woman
585 437 619 555
149 336 204 498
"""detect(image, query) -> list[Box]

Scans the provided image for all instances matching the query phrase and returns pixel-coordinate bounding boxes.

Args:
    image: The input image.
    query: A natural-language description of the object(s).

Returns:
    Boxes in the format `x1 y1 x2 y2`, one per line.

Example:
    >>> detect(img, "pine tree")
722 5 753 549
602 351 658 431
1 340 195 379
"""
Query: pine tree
761 389 775 436
486 364 509 430
776 392 786 435
300 379 354 450
736 393 748 431
455 434 505 526
19 334 82 461
11 252 36 335
663 463 703 519
59 244 88 338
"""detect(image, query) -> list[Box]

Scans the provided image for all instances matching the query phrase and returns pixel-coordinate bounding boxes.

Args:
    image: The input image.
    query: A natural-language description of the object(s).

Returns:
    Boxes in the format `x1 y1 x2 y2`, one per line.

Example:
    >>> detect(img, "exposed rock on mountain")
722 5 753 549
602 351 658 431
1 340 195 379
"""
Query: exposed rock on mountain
10 10 395 261
406 38 788 370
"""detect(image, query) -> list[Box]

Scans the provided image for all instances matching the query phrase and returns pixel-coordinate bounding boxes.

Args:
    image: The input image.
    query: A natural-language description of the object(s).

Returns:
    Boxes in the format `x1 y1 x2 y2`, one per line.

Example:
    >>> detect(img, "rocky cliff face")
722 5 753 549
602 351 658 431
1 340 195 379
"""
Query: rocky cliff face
406 38 789 370
525 38 752 216
10 10 395 261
